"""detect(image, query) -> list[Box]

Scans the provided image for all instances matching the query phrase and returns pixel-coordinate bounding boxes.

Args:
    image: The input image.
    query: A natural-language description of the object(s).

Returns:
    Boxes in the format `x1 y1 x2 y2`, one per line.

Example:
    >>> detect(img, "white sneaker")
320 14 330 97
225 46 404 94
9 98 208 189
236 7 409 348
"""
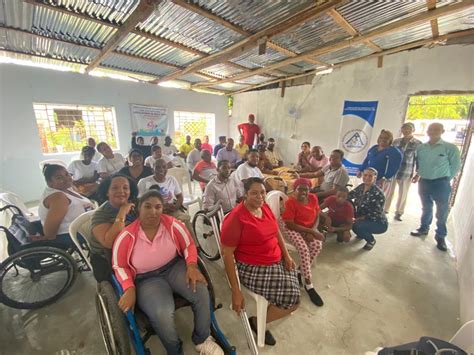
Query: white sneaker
195 336 224 355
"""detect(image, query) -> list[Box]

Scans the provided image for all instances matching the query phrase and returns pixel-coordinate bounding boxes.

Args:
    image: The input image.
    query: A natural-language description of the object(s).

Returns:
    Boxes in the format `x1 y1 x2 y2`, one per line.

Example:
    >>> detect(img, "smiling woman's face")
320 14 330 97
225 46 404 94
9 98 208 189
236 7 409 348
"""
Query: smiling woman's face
108 177 130 207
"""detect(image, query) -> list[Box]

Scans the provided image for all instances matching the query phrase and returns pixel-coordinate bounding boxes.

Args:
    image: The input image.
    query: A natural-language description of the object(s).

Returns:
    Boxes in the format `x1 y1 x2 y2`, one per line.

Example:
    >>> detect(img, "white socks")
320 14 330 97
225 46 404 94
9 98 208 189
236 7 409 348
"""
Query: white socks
305 283 314 290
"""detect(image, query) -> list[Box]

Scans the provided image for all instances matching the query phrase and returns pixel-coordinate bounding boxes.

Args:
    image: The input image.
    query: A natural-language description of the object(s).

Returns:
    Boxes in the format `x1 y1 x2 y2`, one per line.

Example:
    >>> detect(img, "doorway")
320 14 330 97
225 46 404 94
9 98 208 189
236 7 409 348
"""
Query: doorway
405 94 474 206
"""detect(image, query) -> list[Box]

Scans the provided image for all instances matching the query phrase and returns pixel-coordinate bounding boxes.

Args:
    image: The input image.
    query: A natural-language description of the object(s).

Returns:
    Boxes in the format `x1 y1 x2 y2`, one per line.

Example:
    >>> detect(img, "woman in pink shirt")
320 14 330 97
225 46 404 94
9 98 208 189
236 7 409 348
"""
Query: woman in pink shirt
112 190 223 355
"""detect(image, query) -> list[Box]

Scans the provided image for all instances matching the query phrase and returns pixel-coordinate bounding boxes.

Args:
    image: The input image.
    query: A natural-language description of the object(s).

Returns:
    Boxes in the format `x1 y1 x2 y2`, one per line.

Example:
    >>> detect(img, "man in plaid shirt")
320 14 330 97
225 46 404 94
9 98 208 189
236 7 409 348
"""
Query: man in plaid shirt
385 122 422 221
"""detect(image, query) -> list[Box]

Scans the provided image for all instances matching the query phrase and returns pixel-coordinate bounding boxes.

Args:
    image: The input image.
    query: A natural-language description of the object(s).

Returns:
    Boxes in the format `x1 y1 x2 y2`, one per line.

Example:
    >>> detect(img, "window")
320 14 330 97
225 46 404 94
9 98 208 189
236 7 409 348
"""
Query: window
173 111 215 146
33 103 119 154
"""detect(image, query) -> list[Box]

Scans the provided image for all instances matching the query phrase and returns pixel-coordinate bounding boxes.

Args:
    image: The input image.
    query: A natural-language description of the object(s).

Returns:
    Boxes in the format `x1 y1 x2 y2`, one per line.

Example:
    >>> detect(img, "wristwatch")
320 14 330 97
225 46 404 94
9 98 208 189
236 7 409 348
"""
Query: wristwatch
115 217 125 223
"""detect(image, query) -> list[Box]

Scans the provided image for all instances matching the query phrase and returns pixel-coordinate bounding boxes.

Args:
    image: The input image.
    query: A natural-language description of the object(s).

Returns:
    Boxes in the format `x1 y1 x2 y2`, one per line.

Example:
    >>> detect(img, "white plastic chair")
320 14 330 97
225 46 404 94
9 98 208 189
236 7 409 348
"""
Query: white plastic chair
68 210 95 271
39 159 68 170
265 190 297 253
168 166 194 195
212 209 267 350
450 320 474 353
0 191 38 220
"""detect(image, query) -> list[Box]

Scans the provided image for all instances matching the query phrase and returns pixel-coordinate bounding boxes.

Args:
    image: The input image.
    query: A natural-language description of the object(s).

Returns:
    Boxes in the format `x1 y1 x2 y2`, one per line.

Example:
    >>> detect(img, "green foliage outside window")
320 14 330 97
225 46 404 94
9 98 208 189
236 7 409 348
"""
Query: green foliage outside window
406 95 473 120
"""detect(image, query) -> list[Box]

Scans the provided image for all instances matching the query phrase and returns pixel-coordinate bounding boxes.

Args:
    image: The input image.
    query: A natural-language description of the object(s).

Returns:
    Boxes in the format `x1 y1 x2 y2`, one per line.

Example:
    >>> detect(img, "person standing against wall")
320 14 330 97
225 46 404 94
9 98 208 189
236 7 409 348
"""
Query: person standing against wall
238 114 260 148
384 122 422 221
410 123 461 252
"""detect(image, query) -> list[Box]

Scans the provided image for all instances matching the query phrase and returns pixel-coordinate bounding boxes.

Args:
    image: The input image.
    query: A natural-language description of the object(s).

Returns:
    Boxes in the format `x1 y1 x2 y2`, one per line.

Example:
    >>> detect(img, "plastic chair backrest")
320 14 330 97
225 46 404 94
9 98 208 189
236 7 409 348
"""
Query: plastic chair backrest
0 192 36 219
449 320 474 353
265 190 288 219
39 159 67 171
68 210 95 250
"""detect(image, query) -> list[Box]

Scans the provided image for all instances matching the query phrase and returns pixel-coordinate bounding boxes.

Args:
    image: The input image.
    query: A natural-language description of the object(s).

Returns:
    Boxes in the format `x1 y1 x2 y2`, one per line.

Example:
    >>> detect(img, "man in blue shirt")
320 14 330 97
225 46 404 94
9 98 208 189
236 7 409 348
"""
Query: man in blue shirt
410 123 461 251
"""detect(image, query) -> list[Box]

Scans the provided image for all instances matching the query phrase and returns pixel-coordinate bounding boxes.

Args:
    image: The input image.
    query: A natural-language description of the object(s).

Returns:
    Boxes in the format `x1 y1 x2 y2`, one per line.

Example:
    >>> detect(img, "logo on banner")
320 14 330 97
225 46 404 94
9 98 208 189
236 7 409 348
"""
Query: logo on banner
342 129 368 153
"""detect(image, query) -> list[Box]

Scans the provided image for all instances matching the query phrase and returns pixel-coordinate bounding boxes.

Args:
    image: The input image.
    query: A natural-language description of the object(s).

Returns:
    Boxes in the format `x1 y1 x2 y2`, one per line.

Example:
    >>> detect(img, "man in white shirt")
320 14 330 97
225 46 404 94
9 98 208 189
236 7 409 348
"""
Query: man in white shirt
232 149 264 194
187 138 203 173
68 146 99 182
203 160 242 213
96 142 126 178
137 159 194 236
162 136 178 157
144 145 173 169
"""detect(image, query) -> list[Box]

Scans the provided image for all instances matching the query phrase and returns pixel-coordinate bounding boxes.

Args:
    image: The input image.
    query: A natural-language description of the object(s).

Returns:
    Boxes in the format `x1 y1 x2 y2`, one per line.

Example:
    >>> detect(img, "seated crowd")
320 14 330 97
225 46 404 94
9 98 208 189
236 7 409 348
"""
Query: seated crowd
28 115 459 353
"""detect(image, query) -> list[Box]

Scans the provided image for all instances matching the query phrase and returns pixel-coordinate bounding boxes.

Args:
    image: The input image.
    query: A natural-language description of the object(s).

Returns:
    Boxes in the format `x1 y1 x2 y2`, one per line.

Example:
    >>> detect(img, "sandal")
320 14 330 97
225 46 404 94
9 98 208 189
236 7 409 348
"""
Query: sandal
363 240 376 250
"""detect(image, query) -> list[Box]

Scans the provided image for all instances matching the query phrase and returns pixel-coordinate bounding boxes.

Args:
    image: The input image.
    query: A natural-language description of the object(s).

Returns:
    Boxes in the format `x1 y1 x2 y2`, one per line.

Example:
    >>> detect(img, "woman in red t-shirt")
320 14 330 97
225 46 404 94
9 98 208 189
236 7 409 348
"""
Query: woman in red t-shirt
281 178 325 307
221 177 300 346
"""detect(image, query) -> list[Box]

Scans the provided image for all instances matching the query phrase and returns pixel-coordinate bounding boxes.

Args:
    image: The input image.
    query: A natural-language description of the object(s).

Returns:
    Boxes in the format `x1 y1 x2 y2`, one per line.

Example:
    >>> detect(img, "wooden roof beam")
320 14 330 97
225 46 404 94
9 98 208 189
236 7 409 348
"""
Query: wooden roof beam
231 28 474 95
427 0 440 38
0 25 223 83
171 0 329 67
85 0 158 73
21 0 239 79
192 0 474 88
327 8 382 52
151 0 344 84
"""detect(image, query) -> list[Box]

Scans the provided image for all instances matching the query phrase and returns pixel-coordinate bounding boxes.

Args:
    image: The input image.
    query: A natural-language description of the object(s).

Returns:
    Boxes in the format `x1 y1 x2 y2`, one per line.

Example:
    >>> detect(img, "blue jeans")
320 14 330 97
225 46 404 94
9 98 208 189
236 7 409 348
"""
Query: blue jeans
418 177 451 238
135 257 210 355
352 220 388 243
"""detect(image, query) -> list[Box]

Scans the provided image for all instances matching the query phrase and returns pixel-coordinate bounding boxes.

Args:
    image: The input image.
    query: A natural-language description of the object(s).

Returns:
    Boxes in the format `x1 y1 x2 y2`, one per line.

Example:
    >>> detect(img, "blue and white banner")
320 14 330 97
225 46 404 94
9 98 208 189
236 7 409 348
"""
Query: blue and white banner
339 100 379 176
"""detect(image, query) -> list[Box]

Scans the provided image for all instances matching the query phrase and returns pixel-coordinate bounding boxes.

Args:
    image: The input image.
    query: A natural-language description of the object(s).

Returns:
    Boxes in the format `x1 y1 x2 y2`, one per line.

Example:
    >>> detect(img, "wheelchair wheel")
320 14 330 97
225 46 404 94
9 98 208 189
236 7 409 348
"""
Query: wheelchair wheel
0 246 77 309
192 211 220 261
96 281 131 355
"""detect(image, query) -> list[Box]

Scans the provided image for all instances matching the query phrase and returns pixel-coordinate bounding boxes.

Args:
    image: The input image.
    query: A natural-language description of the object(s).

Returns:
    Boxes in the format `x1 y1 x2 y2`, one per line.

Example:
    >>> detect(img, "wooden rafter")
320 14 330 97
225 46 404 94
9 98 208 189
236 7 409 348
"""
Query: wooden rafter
85 0 158 73
21 0 260 80
0 47 231 94
171 0 329 67
427 0 440 38
150 0 345 84
230 28 474 95
327 8 382 52
193 0 474 89
0 25 222 83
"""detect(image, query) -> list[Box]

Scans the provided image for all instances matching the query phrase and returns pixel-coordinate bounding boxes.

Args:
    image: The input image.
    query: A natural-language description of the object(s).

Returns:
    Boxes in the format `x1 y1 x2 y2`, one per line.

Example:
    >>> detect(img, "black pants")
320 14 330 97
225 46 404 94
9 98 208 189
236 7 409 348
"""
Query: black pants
90 253 112 283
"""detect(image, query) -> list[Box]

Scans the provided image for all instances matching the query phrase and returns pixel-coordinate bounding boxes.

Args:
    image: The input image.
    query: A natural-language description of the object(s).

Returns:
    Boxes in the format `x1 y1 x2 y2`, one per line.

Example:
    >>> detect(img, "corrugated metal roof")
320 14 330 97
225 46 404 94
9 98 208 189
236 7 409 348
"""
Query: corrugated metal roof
272 12 350 54
138 1 244 54
438 6 474 36
231 47 287 69
100 52 174 77
0 0 473 93
371 22 434 50
0 28 97 63
117 32 199 66
336 1 431 34
200 62 244 78
49 0 140 25
193 0 315 33
316 42 374 65
235 75 270 85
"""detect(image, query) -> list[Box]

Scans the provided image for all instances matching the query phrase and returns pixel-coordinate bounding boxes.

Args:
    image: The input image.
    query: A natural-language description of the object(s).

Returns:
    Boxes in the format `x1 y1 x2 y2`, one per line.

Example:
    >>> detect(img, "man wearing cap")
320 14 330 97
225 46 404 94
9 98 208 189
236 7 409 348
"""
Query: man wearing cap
238 114 261 148
385 122 422 221
213 136 227 158
410 123 461 252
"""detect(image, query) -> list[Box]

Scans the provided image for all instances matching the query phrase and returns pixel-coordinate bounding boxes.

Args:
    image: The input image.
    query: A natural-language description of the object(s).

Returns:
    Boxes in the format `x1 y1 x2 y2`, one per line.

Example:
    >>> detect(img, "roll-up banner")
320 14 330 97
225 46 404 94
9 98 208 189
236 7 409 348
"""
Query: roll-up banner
339 100 379 176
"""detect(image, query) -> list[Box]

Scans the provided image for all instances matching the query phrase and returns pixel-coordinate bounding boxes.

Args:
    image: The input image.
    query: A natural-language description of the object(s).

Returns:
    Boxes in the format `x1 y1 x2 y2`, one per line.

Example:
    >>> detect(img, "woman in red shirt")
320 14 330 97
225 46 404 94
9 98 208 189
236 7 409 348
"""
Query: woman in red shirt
281 178 325 307
221 177 300 346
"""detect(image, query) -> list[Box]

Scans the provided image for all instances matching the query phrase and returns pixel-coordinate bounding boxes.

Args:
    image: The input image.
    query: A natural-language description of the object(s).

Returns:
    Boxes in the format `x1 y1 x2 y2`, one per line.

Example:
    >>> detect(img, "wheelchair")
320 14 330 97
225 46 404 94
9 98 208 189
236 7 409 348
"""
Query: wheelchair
95 256 236 355
0 204 91 309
